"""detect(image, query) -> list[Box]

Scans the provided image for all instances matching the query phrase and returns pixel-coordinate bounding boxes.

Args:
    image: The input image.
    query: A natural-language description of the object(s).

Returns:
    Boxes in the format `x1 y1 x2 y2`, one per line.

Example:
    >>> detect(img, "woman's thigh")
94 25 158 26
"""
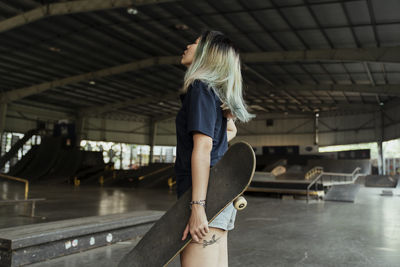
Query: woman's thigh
180 227 227 267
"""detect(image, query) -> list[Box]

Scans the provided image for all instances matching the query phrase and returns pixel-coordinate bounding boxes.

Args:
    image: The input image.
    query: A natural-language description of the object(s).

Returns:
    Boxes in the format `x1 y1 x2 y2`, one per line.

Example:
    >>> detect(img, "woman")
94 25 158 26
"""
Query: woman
175 30 254 267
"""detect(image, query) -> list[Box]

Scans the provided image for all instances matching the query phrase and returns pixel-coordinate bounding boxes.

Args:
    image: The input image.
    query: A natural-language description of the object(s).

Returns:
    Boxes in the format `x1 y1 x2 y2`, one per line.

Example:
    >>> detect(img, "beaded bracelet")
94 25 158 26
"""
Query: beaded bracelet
189 200 206 209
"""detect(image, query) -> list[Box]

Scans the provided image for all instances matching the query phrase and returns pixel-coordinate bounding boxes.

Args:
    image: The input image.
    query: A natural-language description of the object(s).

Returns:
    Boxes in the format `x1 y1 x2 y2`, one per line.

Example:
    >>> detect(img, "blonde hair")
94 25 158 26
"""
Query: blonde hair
182 31 255 123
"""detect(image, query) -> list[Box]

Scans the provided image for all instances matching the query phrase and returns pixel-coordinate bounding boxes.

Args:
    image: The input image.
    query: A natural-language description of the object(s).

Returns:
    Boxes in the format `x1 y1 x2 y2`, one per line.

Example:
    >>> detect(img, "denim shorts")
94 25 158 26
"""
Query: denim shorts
208 202 237 231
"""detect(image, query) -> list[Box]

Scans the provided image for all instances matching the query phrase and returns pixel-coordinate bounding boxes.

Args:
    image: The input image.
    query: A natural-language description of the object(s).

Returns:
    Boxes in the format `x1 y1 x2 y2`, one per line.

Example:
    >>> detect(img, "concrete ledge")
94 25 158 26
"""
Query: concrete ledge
0 210 164 266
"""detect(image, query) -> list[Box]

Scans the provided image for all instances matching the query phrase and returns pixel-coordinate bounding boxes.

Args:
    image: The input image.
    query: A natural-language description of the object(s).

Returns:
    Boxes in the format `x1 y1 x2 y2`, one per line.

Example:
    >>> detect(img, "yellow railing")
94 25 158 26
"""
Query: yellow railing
305 166 323 180
0 173 29 200
167 177 176 190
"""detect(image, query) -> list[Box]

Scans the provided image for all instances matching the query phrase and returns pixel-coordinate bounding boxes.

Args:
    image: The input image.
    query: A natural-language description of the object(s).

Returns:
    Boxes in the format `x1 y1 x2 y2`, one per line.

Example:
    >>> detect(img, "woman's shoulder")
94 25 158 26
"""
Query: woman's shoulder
190 79 208 89
189 80 215 95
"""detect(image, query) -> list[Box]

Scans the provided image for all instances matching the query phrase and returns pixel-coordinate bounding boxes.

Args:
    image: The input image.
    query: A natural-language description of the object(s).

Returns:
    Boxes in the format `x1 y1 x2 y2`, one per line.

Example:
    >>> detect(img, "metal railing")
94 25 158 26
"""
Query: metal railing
0 173 46 218
0 129 38 170
306 167 363 203
322 167 362 185
0 173 29 200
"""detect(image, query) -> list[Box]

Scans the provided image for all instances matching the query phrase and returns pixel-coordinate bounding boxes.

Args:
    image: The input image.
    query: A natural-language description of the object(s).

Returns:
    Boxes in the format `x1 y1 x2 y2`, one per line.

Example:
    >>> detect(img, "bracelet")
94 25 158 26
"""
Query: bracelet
189 200 206 209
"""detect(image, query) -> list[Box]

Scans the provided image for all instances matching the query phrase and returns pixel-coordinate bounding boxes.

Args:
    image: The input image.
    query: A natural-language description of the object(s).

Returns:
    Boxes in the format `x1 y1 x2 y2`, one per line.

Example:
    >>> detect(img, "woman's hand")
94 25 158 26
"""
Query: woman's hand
182 205 209 242
224 108 237 142
223 109 234 119
221 103 236 119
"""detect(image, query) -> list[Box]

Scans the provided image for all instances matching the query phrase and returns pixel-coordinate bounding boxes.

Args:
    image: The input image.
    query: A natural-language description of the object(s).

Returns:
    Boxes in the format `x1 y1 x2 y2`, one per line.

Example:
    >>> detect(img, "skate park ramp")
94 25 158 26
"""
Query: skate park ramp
261 159 287 172
11 146 104 185
136 164 175 188
275 171 306 181
268 164 307 181
81 151 104 167
69 151 106 184
39 149 84 184
365 175 399 188
77 166 110 185
308 159 371 174
12 137 63 181
324 184 361 202
249 158 367 198
109 163 175 188
252 172 276 182
8 145 39 176
249 170 324 196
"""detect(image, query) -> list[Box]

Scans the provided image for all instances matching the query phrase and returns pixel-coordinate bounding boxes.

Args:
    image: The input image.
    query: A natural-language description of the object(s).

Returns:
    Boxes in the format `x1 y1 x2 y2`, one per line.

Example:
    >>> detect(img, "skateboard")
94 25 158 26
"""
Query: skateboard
118 141 256 267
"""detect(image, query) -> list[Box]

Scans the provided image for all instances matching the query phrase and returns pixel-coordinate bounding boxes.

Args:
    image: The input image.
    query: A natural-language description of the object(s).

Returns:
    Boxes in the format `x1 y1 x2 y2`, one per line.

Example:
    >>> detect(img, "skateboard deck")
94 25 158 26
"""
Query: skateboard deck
118 141 256 267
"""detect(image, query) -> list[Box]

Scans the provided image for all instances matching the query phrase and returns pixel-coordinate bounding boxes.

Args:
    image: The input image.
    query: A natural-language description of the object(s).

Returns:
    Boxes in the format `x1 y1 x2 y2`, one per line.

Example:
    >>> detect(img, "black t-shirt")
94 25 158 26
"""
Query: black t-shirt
174 80 228 197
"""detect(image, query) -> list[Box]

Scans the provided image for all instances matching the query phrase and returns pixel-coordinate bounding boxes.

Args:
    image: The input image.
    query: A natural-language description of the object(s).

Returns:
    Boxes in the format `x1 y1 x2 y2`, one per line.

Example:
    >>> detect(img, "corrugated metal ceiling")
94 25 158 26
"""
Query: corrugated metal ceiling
0 0 399 120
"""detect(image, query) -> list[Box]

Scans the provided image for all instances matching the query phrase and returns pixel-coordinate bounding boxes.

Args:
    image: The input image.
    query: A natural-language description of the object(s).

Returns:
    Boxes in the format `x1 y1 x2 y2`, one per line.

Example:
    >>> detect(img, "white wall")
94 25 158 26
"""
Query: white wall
4 102 400 147
83 117 149 144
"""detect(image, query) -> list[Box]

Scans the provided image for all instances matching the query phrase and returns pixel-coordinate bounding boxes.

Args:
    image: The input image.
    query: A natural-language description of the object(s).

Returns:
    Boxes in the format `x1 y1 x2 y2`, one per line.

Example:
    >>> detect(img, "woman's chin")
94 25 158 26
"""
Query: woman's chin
181 59 190 67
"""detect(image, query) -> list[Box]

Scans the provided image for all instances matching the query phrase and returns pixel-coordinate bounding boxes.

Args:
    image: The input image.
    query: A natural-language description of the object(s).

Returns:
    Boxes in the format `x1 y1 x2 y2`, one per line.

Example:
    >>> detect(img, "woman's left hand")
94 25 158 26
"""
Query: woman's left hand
181 205 209 242
223 109 235 119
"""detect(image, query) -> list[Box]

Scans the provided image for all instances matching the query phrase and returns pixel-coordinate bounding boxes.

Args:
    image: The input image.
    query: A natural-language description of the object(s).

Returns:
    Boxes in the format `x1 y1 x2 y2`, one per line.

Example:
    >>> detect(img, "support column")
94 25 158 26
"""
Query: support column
75 115 85 147
0 103 7 155
375 109 385 175
379 109 385 174
0 103 7 135
377 140 384 174
314 112 319 146
120 143 123 169
149 119 158 164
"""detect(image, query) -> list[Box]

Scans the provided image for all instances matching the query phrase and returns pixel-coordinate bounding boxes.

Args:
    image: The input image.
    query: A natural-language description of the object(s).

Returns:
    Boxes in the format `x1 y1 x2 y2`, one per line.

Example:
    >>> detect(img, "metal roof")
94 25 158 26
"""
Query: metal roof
0 0 399 121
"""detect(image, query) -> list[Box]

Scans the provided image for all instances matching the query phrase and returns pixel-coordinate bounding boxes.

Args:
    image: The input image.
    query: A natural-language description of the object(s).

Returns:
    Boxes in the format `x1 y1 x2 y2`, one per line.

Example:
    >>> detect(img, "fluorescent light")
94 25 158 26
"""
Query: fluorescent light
49 47 61 52
127 7 138 15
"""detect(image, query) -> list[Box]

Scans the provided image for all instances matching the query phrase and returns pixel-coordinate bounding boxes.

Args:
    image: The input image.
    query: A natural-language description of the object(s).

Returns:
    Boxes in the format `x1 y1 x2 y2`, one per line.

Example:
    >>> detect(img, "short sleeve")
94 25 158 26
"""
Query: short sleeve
186 81 217 138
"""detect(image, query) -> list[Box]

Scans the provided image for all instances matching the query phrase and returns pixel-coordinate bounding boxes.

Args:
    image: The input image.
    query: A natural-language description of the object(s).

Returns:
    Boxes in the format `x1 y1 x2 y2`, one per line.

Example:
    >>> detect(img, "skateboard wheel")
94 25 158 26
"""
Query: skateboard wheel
234 196 247 211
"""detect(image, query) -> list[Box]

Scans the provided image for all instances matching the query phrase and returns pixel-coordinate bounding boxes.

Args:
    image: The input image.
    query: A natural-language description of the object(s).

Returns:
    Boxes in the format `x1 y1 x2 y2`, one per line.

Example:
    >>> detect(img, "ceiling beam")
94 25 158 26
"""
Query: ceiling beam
79 91 179 116
2 46 400 104
252 84 400 97
7 101 74 120
242 46 400 64
0 0 180 33
0 56 180 104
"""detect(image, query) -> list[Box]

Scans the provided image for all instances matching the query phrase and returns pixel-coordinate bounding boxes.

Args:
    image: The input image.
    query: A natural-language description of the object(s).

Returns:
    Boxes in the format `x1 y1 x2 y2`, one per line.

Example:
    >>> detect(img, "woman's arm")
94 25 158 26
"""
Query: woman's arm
191 132 212 203
227 118 237 142
181 132 212 242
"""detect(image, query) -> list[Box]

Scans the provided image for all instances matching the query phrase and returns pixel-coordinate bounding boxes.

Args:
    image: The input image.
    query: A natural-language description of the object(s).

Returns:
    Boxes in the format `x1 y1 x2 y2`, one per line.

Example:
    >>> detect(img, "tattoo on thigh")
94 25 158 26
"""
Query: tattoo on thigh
202 234 220 248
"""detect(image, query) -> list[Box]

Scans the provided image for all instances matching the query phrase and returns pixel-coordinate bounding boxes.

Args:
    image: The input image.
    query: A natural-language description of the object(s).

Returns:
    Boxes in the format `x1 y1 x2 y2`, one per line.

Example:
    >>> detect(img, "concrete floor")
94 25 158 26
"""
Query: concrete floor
1 181 399 267
0 181 176 228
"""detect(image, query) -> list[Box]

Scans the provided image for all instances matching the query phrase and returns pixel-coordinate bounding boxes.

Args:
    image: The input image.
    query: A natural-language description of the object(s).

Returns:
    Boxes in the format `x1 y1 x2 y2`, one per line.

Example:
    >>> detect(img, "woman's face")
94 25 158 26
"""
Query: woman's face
181 37 200 67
